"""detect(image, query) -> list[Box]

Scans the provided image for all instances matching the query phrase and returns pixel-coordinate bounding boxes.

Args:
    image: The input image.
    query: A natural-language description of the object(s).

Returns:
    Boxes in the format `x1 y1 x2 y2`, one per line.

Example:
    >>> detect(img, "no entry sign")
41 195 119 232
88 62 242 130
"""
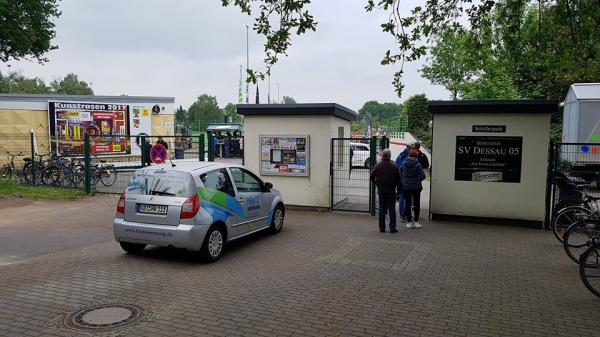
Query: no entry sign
150 144 167 164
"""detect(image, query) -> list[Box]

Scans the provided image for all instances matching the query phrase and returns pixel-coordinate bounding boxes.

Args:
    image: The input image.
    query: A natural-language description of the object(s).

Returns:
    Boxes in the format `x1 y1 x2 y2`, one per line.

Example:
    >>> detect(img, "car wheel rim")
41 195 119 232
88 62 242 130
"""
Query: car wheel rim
208 230 223 257
274 209 283 230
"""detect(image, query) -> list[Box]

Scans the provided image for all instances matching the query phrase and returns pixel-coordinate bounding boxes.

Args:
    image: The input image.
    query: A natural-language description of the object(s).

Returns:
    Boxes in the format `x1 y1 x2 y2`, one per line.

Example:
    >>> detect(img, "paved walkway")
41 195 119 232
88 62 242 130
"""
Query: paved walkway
0 196 599 336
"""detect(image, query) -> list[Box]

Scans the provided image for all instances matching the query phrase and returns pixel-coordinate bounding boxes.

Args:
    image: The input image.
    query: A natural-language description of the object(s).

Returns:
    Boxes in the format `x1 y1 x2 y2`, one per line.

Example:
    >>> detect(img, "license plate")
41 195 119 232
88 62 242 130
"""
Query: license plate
137 204 168 215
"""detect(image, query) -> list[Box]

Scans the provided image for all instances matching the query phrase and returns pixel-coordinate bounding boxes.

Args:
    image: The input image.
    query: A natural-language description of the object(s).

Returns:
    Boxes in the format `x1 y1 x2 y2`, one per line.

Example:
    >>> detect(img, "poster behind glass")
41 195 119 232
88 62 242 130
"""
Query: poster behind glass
260 135 309 176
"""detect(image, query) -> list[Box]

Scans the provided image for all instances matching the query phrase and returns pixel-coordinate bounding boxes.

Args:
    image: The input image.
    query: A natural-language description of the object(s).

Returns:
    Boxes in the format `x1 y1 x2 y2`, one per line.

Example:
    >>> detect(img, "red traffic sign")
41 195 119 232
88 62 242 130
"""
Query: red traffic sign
150 144 167 164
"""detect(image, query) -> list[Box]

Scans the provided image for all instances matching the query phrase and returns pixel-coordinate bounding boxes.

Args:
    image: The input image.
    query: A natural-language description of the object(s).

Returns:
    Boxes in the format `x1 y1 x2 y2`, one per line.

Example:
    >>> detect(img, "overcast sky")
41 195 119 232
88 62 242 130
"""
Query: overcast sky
5 0 449 111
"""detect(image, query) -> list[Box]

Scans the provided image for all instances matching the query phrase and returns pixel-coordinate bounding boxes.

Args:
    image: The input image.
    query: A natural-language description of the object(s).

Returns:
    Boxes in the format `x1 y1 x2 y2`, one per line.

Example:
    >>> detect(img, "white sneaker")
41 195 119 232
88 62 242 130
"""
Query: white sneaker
406 222 414 229
413 222 422 229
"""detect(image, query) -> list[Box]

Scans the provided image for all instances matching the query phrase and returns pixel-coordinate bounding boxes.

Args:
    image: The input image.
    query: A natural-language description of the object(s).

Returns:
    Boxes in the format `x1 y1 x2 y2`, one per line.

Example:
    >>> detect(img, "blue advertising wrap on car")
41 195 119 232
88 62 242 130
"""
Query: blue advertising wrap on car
197 187 245 222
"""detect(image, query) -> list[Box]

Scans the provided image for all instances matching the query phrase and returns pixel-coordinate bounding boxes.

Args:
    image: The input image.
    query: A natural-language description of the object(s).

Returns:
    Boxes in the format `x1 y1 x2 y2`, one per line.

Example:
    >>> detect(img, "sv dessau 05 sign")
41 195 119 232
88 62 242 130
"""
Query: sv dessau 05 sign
455 136 523 183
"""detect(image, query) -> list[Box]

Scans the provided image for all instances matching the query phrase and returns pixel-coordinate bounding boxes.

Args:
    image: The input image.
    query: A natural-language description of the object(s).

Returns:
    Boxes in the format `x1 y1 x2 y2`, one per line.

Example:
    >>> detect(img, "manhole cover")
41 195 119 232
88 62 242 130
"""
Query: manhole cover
64 303 145 332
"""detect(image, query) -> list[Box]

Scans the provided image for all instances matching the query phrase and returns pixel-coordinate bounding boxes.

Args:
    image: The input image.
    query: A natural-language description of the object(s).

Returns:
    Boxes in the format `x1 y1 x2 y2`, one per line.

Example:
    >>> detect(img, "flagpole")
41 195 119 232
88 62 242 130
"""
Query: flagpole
244 25 250 104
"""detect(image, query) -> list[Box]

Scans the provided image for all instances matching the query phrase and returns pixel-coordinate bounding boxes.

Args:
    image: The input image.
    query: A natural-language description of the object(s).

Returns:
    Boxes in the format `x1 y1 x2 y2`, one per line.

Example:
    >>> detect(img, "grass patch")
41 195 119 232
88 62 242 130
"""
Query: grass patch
0 180 88 200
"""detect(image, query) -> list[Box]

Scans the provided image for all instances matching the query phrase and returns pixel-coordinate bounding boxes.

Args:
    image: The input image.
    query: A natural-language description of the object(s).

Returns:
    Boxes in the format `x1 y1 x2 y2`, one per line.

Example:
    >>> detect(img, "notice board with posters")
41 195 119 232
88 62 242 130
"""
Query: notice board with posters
455 136 523 183
48 101 130 156
259 135 309 176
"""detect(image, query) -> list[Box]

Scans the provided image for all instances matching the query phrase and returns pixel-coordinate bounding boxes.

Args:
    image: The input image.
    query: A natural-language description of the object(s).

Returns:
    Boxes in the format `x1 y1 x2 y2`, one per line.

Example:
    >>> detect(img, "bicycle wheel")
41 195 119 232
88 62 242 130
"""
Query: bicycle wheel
100 166 117 186
0 166 12 180
554 197 585 214
40 166 55 185
71 164 84 187
563 219 600 263
552 206 593 243
60 167 74 188
579 244 600 297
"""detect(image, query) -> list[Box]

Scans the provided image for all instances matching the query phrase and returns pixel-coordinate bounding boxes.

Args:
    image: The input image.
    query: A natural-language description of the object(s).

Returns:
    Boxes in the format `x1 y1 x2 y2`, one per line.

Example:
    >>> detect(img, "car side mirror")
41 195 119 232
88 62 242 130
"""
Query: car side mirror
264 182 273 191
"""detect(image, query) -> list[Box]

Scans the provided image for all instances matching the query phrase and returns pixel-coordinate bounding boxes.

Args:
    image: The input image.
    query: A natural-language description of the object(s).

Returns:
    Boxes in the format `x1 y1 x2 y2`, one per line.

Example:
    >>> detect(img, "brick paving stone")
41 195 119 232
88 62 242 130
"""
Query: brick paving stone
1 205 600 336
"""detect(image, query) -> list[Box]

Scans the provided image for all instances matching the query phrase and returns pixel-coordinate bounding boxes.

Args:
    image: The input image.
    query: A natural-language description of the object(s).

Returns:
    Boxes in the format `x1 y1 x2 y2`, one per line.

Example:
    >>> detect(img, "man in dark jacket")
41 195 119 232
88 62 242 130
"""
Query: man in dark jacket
401 149 426 228
370 149 401 233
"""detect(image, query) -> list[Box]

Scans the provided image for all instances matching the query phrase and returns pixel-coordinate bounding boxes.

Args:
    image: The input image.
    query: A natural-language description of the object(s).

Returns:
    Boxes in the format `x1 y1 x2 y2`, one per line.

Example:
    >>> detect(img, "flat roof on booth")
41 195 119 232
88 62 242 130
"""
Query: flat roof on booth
428 100 558 114
237 103 357 121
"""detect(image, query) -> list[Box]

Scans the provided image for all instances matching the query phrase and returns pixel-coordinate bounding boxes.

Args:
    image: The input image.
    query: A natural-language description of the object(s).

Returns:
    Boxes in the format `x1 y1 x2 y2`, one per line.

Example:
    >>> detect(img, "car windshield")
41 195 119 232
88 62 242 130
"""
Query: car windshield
126 169 195 197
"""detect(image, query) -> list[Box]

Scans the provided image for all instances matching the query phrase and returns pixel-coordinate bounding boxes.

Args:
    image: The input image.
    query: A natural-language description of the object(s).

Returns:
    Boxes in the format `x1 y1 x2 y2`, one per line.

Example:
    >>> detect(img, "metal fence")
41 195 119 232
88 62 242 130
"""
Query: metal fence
0 132 221 195
546 142 600 227
330 137 388 214
207 134 244 165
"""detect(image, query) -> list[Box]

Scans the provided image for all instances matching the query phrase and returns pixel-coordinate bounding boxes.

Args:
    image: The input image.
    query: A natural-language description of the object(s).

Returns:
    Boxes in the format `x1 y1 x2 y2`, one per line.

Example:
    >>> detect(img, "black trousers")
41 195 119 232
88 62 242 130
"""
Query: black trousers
378 191 396 231
404 190 421 222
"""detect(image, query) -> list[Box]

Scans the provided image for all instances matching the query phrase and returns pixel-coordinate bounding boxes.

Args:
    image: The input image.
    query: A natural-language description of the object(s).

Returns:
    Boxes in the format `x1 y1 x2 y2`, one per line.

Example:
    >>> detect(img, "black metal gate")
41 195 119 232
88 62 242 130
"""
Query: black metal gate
330 138 377 213
546 141 600 228
208 134 244 165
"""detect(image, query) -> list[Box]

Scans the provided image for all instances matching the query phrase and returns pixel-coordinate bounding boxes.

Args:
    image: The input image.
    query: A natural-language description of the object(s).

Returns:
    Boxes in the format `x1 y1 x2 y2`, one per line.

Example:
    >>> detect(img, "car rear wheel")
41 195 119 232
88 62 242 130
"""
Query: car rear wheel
202 226 225 262
120 242 146 254
269 205 285 234
364 158 371 168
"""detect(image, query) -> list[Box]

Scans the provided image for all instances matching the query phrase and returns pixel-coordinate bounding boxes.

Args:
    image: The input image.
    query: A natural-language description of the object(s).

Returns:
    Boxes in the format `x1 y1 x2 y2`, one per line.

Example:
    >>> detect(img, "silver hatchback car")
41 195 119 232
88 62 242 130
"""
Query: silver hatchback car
113 162 285 262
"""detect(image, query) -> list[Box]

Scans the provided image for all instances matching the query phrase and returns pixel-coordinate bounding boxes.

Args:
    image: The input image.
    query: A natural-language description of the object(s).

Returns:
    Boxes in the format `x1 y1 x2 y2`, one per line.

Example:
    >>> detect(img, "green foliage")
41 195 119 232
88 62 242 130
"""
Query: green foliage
223 103 240 123
188 94 224 131
0 0 61 62
412 128 432 150
0 71 94 95
175 105 187 124
225 1 600 99
281 96 297 104
358 101 399 120
0 71 49 94
403 95 429 131
422 4 600 101
50 73 93 95
550 123 563 143
356 101 403 131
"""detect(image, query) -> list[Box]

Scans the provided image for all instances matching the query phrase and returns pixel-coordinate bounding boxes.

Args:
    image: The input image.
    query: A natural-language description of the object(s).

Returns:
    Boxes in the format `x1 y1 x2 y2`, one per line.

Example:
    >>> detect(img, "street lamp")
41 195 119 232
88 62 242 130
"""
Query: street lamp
276 83 280 104
244 24 249 104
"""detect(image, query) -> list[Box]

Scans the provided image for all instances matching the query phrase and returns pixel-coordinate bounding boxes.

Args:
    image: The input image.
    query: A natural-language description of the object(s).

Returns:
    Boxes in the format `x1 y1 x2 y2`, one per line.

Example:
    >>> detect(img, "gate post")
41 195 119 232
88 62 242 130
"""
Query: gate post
199 134 205 161
241 136 245 165
543 140 555 229
30 131 36 185
84 133 91 195
380 135 389 149
207 133 214 161
369 136 377 216
330 138 334 210
140 136 147 167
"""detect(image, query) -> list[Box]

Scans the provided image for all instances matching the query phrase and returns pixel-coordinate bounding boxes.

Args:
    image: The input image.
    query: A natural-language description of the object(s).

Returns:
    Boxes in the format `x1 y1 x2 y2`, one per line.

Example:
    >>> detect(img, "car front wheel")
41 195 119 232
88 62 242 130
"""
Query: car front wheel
269 205 285 234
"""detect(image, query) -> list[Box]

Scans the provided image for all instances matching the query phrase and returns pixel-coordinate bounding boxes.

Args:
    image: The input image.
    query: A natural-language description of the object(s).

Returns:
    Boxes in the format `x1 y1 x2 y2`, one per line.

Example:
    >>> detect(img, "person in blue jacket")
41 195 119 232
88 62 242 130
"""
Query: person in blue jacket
401 149 425 228
395 145 411 222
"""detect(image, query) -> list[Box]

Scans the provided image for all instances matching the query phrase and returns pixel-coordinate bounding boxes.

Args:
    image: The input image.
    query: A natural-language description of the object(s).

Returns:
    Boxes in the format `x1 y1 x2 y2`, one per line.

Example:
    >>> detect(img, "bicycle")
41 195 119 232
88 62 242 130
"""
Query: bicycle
90 155 117 187
578 234 600 297
552 197 599 243
0 152 22 180
60 158 85 188
40 154 70 186
563 218 600 263
21 153 50 185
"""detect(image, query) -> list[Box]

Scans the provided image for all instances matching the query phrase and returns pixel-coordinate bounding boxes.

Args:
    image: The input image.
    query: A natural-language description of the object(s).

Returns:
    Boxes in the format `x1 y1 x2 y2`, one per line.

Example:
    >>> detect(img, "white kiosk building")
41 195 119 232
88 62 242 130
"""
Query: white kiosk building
429 100 558 227
237 104 356 209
